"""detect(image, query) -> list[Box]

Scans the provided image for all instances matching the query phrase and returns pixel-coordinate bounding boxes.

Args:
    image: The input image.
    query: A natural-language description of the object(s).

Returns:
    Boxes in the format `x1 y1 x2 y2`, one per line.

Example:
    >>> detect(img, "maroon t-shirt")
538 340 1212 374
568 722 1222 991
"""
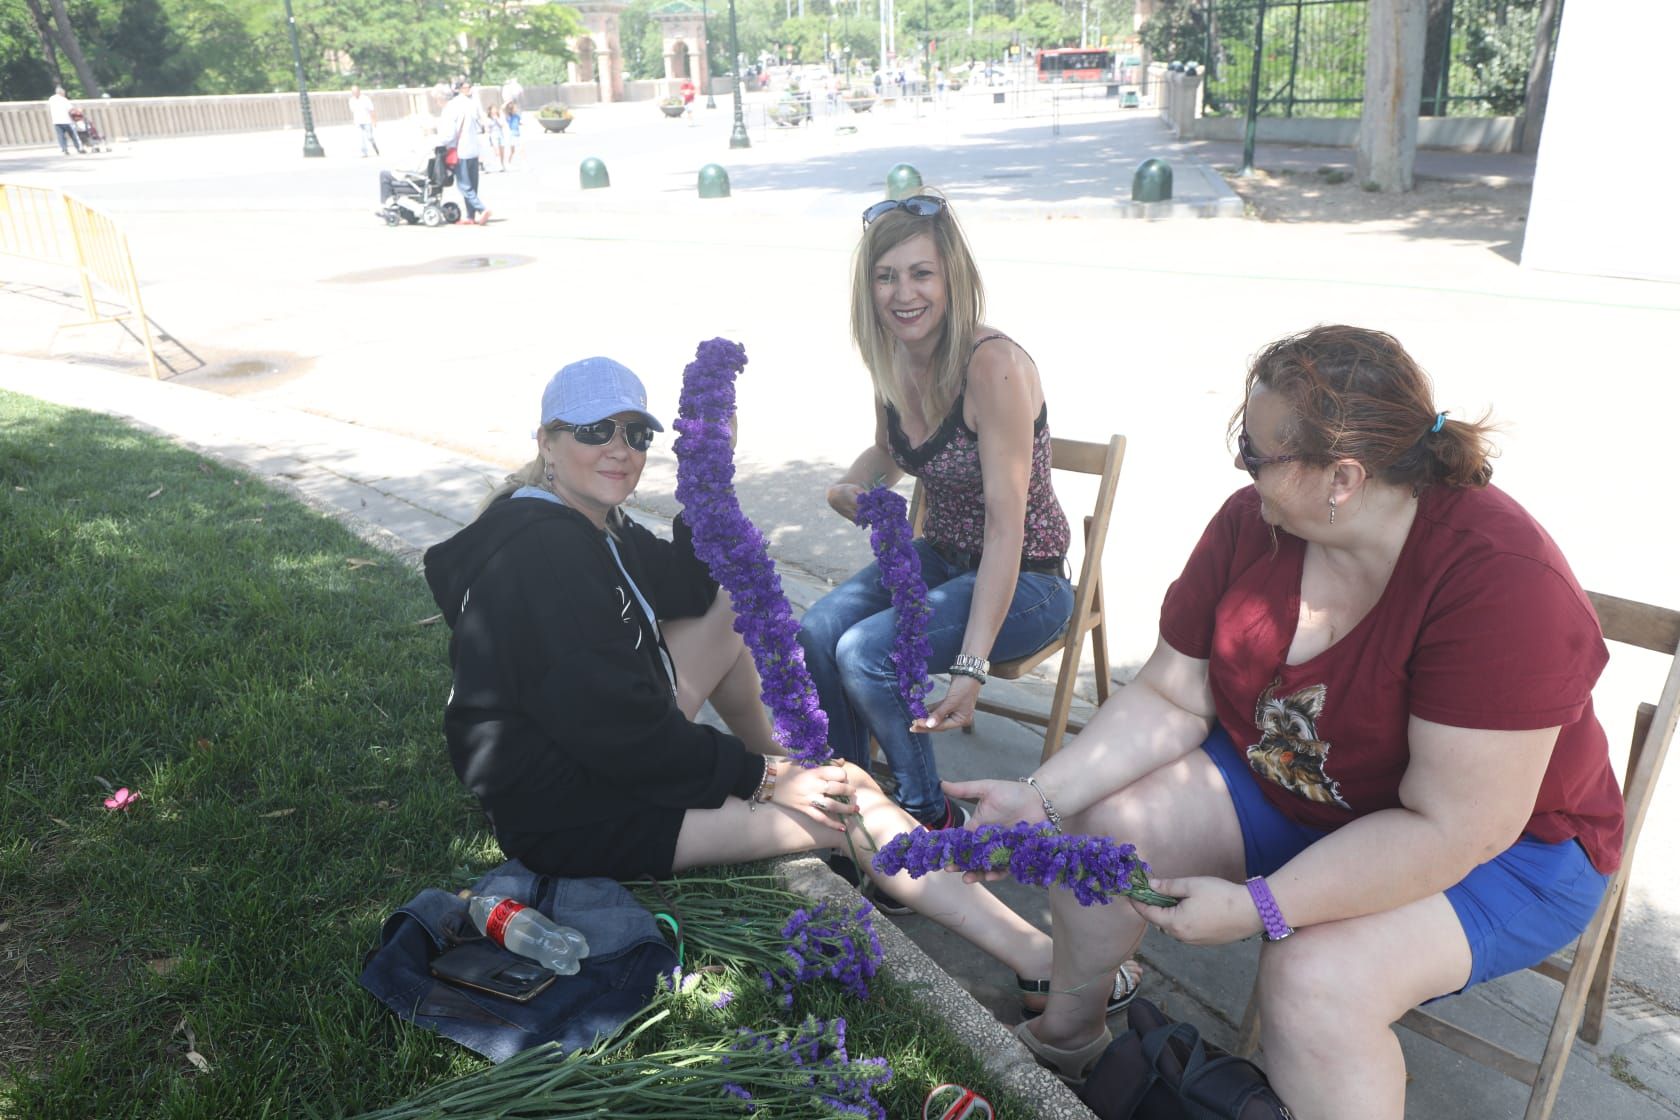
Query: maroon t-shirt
1160 484 1623 873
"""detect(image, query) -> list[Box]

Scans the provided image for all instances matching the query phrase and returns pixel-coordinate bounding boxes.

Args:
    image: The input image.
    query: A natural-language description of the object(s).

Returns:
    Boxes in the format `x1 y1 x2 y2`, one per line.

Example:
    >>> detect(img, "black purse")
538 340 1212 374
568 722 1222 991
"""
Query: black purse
1076 998 1293 1120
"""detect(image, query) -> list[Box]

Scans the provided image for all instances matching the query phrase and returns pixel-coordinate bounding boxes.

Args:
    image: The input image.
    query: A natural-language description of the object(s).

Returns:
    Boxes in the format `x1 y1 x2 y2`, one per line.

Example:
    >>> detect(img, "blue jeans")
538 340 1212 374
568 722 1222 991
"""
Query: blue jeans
455 156 484 217
797 539 1074 822
357 860 674 1062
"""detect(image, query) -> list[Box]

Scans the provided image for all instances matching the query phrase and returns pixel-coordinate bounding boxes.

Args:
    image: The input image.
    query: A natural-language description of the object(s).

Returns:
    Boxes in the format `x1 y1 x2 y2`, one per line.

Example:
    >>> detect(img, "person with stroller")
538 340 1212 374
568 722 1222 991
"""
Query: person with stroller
435 77 490 225
420 355 1130 1023
47 86 82 155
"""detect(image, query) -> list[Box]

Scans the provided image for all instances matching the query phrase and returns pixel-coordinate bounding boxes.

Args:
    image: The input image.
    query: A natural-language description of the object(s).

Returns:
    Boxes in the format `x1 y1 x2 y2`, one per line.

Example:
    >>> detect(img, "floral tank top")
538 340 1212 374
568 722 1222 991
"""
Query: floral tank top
883 335 1071 563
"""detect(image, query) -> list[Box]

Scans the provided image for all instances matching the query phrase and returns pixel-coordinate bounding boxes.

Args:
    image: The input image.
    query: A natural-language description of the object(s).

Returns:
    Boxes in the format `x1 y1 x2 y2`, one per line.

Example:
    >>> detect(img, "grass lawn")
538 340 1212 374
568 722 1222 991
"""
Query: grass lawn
0 391 1030 1118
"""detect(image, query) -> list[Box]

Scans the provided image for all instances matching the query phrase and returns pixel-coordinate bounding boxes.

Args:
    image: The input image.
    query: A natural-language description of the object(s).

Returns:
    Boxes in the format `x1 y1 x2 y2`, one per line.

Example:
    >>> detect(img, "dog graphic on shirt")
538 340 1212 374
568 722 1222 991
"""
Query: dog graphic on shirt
1246 682 1350 808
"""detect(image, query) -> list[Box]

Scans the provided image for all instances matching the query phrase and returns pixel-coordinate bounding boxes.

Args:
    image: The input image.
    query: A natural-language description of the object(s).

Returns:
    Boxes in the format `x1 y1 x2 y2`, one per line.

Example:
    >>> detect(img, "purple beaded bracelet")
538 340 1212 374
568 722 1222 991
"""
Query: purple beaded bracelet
1245 876 1294 942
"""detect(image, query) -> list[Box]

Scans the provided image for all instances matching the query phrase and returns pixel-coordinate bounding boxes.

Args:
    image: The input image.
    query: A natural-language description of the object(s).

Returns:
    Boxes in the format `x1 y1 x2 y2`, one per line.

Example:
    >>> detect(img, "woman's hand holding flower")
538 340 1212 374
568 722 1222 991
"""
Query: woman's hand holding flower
827 481 866 522
1130 875 1259 946
937 777 1035 883
915 674 980 732
776 761 857 831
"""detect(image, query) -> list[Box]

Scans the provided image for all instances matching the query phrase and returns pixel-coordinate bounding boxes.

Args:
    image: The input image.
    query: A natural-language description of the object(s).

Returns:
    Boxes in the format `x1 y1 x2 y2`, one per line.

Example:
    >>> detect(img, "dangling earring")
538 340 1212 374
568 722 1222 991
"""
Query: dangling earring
543 461 555 483
1328 496 1337 525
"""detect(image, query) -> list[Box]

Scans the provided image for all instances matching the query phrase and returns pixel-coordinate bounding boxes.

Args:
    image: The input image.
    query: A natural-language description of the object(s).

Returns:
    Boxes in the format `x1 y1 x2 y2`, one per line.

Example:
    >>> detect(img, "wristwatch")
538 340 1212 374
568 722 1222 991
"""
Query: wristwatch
949 653 990 683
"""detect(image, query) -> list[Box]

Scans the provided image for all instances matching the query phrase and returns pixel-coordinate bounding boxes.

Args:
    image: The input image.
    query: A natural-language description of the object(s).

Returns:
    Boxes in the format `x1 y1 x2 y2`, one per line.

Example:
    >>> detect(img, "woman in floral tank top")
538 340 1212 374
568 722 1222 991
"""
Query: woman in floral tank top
797 193 1077 838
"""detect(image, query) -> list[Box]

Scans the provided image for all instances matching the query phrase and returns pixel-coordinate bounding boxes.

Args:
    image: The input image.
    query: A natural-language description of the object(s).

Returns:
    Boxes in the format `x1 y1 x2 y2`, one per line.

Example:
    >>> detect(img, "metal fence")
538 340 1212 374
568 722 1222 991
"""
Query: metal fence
0 183 160 378
1197 0 1562 119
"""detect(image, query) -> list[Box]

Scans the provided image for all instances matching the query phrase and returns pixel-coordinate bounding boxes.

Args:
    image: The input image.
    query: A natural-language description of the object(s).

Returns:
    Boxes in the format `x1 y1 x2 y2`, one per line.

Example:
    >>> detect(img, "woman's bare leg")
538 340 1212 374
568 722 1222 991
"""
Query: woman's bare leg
1029 747 1246 1050
672 764 1053 979
664 590 778 755
1258 894 1470 1120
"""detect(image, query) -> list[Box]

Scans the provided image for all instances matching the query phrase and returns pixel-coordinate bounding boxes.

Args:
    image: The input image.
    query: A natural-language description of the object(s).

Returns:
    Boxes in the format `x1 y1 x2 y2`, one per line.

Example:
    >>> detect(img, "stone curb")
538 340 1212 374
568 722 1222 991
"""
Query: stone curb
774 854 1097 1119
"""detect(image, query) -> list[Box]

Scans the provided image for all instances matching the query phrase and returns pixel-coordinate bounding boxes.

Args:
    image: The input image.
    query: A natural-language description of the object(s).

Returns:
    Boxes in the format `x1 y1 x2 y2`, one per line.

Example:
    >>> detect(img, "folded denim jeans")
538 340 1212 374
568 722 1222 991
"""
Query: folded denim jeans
358 859 675 1062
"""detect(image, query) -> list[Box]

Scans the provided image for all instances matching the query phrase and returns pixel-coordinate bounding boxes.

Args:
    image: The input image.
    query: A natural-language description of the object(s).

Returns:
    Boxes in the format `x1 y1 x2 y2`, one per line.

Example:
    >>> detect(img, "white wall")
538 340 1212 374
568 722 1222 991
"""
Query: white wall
1521 1 1680 282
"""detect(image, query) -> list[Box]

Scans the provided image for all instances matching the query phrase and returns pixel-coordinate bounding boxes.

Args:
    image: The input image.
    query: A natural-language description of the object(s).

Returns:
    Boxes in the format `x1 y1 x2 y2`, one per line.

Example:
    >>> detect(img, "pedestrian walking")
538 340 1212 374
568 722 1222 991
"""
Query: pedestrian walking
436 77 490 225
503 100 522 170
47 86 83 155
349 84 378 157
484 102 506 171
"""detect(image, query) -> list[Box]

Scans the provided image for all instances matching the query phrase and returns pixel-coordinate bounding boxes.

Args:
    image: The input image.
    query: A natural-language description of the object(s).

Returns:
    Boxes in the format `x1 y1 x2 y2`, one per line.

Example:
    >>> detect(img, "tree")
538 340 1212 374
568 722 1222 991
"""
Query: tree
0 0 57 98
45 0 101 94
1137 0 1207 66
1016 1 1074 48
1356 0 1425 192
459 0 580 84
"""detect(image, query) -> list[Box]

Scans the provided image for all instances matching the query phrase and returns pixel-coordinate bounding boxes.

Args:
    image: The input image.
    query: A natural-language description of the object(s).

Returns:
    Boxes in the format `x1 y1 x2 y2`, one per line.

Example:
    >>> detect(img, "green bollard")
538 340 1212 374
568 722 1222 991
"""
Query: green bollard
1132 158 1172 202
885 163 923 200
697 163 730 199
579 157 610 190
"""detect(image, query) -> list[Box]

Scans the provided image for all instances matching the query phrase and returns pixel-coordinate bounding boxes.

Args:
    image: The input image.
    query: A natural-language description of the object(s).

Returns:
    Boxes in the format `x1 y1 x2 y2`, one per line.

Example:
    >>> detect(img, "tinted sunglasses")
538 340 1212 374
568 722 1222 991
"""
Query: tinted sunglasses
558 418 656 452
862 196 947 228
1237 429 1302 479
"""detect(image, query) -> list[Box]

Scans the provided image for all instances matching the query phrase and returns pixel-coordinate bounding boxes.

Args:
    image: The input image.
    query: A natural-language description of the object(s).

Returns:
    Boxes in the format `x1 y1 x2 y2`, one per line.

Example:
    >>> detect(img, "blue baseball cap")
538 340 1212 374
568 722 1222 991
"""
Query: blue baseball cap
539 357 664 431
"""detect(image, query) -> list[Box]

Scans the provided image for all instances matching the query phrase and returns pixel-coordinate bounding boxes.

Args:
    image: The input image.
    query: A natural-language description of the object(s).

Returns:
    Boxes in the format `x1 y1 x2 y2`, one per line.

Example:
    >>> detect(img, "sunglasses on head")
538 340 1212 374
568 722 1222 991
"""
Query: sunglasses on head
862 195 947 228
1237 429 1302 479
557 418 656 452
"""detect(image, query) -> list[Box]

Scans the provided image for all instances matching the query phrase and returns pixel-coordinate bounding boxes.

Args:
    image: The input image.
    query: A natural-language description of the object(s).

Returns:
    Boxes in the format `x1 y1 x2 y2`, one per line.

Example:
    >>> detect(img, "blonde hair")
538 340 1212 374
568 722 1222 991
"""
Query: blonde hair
849 191 985 422
477 423 563 514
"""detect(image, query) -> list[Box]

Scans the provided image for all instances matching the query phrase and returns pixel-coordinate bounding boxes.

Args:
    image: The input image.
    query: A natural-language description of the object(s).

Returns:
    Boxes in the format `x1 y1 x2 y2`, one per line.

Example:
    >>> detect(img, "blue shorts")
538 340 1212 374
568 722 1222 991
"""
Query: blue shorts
1202 726 1610 992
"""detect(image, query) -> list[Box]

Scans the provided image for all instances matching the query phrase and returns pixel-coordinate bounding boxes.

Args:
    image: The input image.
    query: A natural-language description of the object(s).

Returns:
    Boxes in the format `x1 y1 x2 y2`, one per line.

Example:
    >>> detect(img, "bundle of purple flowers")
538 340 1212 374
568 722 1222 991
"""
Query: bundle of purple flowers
724 1015 892 1119
871 821 1179 908
763 899 884 1008
673 338 831 764
853 487 934 721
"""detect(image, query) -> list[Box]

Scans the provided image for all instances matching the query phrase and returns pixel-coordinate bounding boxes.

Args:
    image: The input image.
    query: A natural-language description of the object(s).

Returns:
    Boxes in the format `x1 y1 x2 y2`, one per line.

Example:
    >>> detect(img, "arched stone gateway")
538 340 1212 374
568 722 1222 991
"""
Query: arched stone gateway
650 0 710 91
565 1 628 102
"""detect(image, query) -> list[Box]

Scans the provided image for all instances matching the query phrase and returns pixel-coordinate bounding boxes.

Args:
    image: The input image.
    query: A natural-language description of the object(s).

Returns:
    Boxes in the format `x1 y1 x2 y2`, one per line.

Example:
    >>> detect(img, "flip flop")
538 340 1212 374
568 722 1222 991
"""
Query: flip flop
1017 959 1142 1021
1012 1019 1112 1086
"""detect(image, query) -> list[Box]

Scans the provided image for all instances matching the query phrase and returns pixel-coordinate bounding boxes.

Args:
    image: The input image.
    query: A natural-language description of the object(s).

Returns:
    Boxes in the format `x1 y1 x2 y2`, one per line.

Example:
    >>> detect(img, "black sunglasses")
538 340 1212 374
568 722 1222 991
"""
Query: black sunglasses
558 418 656 452
1237 429 1302 479
862 196 947 228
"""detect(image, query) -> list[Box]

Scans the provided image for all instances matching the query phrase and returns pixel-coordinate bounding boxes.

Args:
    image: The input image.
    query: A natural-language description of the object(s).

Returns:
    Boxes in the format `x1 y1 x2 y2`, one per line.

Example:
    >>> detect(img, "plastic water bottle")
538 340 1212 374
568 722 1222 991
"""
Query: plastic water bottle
467 895 590 976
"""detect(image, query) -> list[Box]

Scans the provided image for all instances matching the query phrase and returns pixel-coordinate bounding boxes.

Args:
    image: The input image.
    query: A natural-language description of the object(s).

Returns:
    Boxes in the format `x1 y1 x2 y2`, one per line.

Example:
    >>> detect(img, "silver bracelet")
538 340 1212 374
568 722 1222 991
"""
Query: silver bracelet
1019 776 1063 833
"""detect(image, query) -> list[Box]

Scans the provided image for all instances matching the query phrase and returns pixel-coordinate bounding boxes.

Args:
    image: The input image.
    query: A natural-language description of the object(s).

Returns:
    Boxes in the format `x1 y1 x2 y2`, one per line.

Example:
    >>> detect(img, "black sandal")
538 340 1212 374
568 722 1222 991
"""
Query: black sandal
1018 960 1142 1021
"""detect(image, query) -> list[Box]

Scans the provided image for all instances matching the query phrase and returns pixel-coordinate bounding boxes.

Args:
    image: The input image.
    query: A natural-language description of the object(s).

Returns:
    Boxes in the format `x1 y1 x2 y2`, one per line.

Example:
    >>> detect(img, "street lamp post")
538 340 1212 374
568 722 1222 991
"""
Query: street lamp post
701 0 718 108
281 0 325 158
728 0 750 147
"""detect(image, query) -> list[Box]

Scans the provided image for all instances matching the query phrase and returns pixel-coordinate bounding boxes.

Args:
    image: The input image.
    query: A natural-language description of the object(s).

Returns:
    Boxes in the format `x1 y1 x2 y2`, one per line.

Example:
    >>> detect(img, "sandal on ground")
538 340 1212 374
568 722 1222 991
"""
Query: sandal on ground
1012 1019 1112 1086
1017 959 1142 1021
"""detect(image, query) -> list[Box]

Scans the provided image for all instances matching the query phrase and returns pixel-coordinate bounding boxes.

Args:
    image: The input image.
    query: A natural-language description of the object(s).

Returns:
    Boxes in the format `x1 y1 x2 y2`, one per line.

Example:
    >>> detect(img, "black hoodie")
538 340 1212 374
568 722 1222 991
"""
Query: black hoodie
422 495 764 838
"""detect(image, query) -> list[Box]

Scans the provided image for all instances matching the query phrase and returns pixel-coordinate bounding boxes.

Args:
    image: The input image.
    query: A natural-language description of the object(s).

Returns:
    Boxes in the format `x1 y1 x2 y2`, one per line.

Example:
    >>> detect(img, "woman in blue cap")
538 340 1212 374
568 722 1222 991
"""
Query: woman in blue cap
423 356 1074 1009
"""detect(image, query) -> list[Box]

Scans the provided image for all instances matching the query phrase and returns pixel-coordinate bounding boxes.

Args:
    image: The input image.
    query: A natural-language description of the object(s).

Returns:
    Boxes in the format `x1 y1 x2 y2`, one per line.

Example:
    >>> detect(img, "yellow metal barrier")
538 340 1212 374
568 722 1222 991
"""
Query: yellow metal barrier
0 181 160 378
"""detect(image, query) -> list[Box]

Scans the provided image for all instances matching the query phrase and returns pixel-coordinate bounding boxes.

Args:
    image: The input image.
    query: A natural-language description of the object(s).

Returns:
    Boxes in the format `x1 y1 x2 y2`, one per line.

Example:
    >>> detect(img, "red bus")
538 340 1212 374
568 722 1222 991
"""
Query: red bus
1034 47 1114 83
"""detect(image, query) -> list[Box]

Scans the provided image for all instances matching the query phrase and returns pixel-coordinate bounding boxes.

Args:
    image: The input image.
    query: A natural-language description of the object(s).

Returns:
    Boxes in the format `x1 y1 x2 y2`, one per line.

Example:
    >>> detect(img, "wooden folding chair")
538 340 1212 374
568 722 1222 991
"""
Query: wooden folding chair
909 434 1127 764
1235 590 1680 1120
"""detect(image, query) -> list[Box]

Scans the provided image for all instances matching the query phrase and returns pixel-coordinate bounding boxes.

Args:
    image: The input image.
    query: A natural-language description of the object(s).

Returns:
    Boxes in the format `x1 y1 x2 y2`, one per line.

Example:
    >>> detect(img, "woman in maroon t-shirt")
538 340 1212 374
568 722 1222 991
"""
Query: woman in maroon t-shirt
950 326 1622 1116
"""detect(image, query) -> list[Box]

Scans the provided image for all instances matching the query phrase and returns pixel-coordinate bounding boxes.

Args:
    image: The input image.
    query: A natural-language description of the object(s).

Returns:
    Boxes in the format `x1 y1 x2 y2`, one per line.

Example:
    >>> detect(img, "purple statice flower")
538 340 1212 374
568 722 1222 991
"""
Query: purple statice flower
729 1016 892 1120
871 821 1180 907
674 339 831 764
853 487 933 721
764 900 884 1005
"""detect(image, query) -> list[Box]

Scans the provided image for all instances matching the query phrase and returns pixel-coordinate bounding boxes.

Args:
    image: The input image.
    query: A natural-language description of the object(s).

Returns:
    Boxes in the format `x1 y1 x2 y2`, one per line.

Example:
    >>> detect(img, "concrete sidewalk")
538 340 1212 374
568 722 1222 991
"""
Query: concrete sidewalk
3 352 1677 1119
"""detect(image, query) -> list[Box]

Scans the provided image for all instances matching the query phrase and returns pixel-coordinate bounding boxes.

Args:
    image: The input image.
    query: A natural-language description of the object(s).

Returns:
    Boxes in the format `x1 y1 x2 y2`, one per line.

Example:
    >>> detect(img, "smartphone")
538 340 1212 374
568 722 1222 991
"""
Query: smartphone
429 941 558 1003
